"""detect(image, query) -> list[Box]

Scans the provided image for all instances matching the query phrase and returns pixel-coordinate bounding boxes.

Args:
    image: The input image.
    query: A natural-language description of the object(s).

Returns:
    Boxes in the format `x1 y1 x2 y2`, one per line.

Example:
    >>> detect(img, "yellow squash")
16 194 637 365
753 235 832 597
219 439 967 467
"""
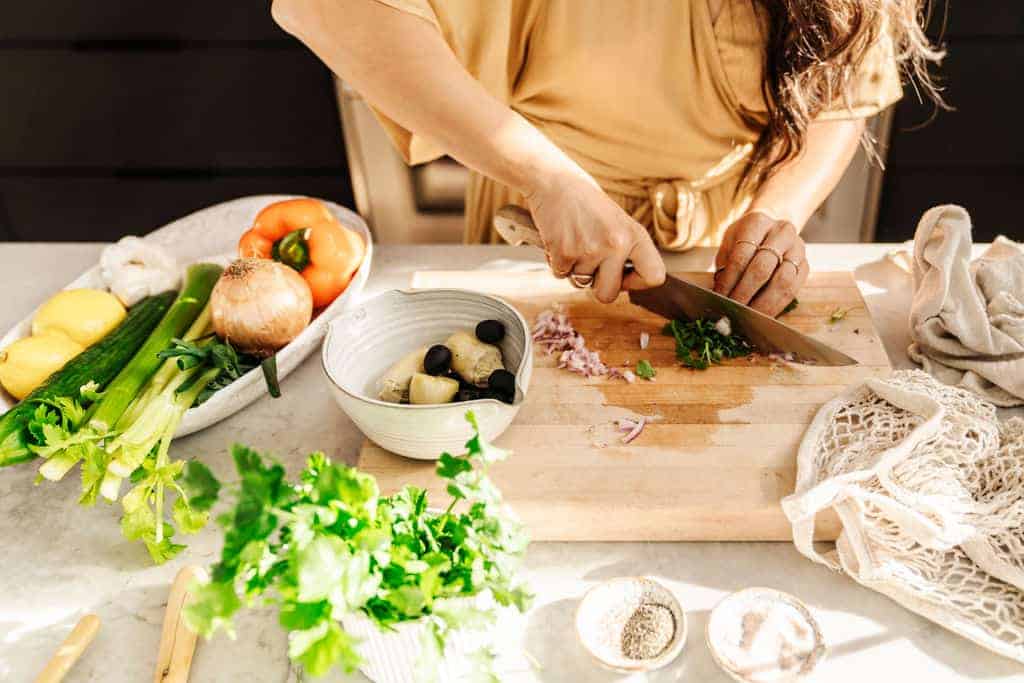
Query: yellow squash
32 289 126 347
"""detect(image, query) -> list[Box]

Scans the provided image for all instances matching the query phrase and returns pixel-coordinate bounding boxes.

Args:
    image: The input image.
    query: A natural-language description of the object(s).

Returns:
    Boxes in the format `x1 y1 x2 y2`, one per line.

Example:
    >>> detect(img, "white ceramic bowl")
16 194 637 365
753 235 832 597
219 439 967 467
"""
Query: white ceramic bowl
706 587 826 683
575 576 687 674
322 289 532 460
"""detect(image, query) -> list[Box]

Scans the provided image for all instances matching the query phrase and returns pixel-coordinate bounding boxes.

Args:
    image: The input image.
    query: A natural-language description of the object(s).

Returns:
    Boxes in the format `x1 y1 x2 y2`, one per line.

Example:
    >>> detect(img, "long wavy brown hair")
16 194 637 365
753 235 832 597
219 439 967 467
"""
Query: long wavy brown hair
745 0 946 186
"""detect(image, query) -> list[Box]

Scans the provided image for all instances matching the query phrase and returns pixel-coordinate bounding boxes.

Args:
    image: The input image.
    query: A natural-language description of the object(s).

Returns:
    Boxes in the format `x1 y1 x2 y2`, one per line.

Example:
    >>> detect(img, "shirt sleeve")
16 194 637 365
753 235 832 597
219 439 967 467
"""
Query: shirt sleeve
369 0 440 28
362 0 446 164
816 25 903 121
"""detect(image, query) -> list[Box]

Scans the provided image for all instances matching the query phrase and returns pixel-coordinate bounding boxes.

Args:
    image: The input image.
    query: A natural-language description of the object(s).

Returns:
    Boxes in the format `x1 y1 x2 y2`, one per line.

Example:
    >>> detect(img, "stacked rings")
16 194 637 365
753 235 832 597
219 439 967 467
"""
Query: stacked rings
756 245 785 263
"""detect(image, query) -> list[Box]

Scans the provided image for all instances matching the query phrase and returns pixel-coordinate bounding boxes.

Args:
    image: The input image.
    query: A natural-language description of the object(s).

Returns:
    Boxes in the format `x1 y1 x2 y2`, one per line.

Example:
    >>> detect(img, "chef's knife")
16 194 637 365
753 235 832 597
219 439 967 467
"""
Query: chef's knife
493 204 858 366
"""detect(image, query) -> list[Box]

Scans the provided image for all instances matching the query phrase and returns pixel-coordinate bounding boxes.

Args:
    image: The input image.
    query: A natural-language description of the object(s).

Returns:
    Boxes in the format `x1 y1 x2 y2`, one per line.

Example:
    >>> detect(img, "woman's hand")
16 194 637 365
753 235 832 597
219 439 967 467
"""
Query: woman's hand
526 172 666 303
713 211 809 317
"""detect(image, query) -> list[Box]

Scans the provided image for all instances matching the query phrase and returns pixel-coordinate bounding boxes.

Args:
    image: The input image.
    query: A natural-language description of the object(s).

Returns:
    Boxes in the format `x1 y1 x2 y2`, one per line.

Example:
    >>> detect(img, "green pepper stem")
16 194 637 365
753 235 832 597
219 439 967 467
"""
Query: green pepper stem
261 355 281 398
272 228 311 272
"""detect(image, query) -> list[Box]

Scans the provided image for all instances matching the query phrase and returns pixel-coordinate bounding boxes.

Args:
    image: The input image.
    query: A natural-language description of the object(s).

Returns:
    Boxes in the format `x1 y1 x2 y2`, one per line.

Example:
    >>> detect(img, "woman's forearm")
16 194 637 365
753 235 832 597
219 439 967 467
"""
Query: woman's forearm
271 0 588 195
749 118 866 230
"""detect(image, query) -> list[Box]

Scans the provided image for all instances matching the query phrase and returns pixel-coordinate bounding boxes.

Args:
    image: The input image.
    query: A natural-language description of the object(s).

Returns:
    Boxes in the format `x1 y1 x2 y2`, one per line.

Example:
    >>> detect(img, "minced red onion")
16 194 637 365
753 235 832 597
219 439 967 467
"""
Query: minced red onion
616 417 646 444
533 305 633 381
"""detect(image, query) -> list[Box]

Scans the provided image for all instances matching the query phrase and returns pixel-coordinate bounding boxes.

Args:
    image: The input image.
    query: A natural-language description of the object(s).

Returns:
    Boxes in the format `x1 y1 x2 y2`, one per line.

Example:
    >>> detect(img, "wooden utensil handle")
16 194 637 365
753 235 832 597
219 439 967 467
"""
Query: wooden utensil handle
153 566 207 683
34 614 101 683
493 205 635 275
493 205 544 248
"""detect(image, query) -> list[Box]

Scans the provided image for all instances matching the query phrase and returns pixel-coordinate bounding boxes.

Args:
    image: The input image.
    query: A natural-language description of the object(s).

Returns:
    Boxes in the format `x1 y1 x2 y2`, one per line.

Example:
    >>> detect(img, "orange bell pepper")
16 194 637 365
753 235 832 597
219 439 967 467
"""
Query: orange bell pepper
238 198 366 308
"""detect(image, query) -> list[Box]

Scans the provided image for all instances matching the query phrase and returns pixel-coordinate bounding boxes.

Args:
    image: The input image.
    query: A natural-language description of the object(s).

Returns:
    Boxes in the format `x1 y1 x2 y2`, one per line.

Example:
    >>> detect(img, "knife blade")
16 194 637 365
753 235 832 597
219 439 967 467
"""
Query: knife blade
493 204 858 366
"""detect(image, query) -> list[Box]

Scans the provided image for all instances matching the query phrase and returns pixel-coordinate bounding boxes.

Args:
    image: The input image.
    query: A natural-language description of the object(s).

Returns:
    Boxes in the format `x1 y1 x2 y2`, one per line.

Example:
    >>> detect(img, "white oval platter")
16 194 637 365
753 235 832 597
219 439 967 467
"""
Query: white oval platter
0 194 373 437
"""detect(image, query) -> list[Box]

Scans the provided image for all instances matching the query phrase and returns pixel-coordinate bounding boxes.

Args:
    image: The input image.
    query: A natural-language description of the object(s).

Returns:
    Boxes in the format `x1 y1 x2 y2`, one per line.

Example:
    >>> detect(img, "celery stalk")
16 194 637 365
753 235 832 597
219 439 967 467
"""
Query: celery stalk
100 368 199 500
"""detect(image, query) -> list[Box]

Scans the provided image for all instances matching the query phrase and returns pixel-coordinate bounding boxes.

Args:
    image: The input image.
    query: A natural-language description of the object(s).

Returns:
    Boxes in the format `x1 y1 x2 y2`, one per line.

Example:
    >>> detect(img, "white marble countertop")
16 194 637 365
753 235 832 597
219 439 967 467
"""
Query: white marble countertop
3 242 1021 682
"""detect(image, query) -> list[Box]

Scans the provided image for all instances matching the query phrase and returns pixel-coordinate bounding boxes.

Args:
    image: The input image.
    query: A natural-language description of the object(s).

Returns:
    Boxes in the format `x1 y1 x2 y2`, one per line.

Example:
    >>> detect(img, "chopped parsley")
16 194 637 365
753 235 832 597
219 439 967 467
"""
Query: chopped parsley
635 359 656 380
662 318 753 370
828 307 853 324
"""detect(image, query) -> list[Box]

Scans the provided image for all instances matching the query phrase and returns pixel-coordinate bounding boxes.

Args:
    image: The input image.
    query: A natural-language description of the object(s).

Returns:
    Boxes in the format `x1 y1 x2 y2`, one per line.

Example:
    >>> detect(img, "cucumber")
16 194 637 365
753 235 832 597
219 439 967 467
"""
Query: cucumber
89 263 223 432
0 290 176 466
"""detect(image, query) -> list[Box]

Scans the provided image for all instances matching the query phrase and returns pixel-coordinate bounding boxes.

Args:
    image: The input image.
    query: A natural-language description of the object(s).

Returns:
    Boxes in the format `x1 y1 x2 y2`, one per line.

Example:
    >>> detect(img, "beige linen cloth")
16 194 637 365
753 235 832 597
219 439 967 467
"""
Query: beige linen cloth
368 0 902 246
908 205 1024 407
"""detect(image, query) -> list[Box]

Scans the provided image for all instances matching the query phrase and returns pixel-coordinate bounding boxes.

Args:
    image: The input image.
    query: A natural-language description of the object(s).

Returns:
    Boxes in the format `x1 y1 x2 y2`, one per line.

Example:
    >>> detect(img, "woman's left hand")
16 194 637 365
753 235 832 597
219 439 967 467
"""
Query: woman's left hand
713 211 809 317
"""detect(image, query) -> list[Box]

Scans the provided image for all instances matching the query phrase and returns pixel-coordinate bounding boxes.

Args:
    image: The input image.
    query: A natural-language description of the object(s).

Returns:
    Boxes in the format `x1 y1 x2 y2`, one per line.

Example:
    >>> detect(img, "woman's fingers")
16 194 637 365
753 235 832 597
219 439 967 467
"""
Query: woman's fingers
727 222 797 305
622 230 666 291
546 243 577 280
749 239 809 316
593 254 629 303
712 213 775 295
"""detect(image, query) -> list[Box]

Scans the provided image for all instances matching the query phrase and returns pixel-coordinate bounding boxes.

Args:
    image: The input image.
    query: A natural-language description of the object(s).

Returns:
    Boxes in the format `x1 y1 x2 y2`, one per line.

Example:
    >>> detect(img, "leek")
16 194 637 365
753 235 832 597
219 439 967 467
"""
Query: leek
89 263 222 433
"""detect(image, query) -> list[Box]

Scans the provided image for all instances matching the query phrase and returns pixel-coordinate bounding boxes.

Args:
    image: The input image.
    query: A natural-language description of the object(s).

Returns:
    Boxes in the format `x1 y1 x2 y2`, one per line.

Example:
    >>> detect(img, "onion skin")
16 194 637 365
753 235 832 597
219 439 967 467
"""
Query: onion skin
211 258 313 357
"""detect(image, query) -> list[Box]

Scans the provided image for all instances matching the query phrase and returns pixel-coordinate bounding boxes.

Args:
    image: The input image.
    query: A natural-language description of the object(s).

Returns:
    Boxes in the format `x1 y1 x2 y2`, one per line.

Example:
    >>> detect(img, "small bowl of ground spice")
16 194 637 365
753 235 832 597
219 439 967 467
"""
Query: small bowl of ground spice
706 587 826 682
575 576 687 673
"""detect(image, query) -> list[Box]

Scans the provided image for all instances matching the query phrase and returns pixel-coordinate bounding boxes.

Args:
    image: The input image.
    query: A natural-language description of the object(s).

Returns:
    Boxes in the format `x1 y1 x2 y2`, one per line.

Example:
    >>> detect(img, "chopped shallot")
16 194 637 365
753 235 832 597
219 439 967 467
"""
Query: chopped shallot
533 305 633 382
616 417 646 444
639 332 650 350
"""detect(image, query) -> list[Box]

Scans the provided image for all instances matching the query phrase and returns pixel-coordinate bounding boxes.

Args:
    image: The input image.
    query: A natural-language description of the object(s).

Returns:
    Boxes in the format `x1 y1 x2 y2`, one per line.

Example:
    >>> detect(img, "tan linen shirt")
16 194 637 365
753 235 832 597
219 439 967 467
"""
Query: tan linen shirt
369 0 903 247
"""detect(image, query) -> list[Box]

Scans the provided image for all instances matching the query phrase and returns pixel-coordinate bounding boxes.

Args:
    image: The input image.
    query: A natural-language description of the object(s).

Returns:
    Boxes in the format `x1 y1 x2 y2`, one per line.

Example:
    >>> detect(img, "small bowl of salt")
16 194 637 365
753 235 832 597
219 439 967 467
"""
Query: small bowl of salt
575 576 687 673
706 587 826 682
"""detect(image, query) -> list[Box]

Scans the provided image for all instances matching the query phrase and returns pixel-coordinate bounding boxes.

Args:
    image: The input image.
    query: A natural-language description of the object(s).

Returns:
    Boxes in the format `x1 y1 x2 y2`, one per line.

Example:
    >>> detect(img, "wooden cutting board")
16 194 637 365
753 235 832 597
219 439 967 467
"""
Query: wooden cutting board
357 271 891 541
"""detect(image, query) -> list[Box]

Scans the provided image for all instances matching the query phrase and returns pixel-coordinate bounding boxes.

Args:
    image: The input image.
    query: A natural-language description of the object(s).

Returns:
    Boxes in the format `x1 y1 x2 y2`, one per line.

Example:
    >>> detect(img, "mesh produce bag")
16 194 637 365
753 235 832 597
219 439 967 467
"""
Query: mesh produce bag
781 370 1024 661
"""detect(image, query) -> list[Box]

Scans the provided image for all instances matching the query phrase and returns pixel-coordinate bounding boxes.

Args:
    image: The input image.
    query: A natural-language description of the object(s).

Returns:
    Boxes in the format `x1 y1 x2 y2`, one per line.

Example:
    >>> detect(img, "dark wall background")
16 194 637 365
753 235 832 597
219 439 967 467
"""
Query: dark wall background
877 3 1024 242
0 2 1020 243
0 2 353 241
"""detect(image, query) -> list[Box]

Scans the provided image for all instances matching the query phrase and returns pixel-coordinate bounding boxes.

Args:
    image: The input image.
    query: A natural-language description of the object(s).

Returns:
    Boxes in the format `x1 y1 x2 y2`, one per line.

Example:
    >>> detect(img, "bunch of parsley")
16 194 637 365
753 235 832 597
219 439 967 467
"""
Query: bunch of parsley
662 318 753 370
185 412 532 680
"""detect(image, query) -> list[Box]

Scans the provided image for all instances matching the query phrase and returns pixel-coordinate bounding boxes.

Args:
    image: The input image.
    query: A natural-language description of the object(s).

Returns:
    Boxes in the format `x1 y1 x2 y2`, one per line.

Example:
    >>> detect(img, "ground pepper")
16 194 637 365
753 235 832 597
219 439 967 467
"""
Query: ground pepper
620 602 676 660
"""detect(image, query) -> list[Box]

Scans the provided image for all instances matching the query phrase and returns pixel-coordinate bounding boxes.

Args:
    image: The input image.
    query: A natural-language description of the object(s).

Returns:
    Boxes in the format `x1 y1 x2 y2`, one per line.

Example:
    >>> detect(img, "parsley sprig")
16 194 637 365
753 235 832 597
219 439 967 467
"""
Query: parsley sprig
635 359 656 380
185 411 532 680
662 318 753 370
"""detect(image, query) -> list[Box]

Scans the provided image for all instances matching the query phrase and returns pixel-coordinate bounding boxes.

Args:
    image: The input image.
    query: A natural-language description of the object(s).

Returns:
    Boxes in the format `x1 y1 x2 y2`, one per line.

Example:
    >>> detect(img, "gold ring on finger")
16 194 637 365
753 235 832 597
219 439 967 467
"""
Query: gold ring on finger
735 239 760 250
569 272 595 289
756 246 785 264
782 257 802 271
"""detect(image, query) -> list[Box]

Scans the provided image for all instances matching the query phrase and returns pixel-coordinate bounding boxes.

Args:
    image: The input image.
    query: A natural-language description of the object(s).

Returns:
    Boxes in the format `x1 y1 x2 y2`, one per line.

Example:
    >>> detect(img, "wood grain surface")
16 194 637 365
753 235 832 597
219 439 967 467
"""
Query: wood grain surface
357 271 891 541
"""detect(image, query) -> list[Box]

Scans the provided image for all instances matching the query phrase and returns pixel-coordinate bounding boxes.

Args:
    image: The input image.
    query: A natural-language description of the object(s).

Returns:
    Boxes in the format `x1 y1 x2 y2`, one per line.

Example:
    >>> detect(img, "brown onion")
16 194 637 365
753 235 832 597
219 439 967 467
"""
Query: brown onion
211 258 312 358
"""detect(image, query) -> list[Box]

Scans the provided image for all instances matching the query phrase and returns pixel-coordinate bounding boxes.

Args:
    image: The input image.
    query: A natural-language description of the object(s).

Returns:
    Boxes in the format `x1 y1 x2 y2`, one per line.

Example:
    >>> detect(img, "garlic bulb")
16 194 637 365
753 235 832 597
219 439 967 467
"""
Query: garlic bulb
100 236 180 306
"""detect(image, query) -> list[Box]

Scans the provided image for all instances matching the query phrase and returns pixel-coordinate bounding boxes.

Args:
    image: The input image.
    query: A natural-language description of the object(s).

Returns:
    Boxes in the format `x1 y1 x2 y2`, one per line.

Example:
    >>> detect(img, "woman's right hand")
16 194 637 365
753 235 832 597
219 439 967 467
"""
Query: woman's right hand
272 0 663 302
525 172 666 303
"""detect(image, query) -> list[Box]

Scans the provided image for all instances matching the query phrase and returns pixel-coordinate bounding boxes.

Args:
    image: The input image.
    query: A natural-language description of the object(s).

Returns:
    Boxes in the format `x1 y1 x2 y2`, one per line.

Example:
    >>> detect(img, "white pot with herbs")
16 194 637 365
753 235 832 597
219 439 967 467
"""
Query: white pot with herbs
183 412 532 683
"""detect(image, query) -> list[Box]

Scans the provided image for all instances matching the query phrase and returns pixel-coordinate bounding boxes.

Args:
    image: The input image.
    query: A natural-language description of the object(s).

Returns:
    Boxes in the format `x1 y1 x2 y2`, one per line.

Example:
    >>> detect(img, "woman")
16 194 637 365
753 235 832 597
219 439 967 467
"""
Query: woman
272 0 942 314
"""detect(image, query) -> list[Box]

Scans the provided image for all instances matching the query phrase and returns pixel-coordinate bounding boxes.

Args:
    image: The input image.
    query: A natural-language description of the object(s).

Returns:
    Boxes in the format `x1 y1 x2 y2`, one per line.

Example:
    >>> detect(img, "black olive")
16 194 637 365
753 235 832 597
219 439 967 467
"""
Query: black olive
493 390 514 405
488 369 515 402
475 319 506 344
423 345 452 376
457 386 484 402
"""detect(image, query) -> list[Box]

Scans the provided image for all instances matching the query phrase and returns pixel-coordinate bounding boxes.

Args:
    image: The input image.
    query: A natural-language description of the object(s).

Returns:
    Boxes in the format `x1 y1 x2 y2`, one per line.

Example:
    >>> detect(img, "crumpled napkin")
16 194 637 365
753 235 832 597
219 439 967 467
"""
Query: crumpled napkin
908 204 1024 406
